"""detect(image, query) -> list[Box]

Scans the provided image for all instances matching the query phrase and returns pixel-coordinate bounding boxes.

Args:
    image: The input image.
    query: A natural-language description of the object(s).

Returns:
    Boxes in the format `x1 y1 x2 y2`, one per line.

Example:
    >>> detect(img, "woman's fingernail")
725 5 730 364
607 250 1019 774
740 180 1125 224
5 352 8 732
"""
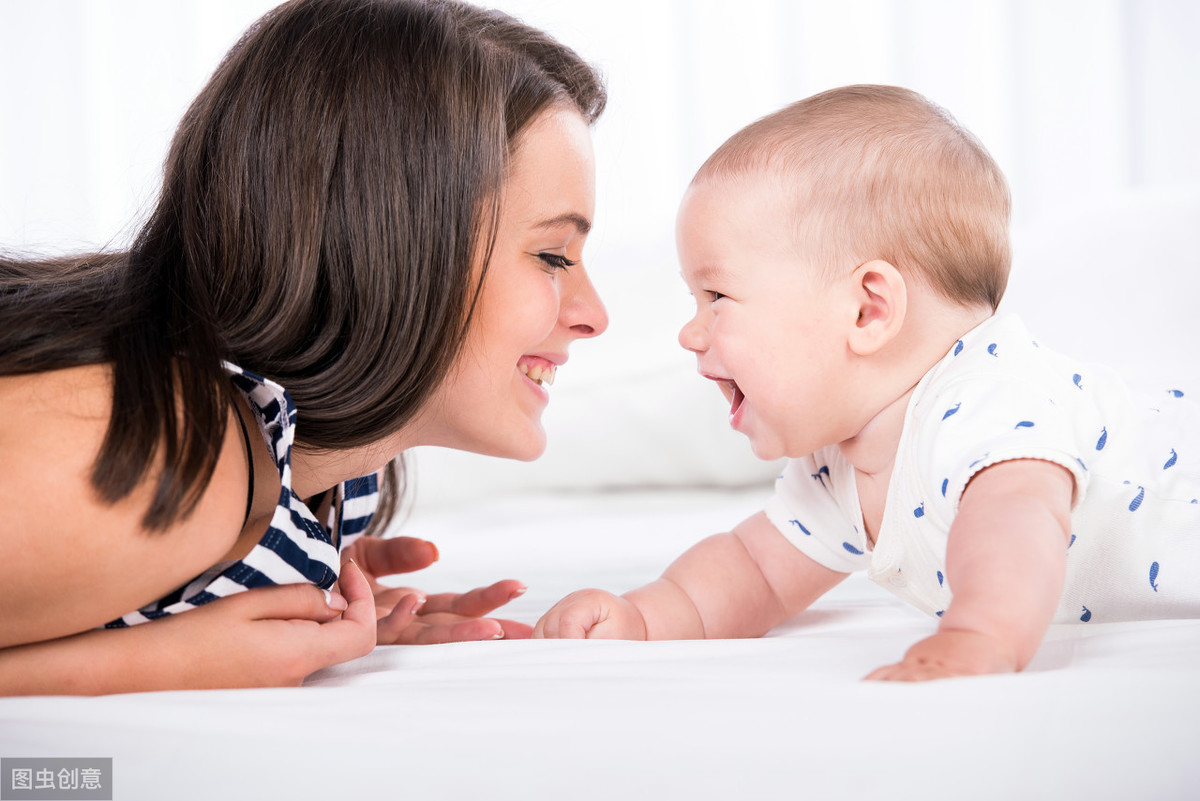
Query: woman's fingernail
324 590 348 611
511 584 528 599
411 596 427 614
427 541 440 562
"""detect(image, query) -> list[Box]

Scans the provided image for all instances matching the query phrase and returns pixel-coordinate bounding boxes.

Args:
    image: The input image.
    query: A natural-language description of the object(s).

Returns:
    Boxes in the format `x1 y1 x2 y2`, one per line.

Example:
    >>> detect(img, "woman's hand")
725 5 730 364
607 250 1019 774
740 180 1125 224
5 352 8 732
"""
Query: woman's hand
341 536 532 644
0 562 377 696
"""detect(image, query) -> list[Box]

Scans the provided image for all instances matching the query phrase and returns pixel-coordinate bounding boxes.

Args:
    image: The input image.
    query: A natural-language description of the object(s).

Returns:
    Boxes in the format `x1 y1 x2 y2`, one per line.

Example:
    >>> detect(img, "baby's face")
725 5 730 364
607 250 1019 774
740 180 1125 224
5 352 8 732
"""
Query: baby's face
676 176 862 461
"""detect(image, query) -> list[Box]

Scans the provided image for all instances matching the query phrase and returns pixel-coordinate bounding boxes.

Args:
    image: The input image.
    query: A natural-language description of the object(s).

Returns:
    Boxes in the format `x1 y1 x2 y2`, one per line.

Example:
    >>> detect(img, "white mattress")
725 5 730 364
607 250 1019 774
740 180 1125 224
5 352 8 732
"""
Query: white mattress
2 487 1198 800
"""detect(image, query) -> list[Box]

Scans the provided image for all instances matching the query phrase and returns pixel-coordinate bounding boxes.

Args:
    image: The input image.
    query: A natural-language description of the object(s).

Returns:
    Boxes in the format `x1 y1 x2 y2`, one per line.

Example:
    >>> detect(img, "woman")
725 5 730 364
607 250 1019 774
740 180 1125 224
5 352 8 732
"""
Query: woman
0 0 608 694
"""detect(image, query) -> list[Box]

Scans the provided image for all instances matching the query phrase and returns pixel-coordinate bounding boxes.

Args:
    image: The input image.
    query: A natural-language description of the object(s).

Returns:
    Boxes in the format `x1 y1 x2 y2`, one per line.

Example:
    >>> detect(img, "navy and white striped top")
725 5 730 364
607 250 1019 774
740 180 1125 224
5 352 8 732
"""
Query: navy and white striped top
106 364 380 628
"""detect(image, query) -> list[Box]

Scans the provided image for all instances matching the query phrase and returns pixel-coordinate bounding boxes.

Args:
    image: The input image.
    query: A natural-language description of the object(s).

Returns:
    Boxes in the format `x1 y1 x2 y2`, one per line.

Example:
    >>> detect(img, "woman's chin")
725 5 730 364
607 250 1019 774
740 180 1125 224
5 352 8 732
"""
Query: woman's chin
485 425 547 462
509 434 548 462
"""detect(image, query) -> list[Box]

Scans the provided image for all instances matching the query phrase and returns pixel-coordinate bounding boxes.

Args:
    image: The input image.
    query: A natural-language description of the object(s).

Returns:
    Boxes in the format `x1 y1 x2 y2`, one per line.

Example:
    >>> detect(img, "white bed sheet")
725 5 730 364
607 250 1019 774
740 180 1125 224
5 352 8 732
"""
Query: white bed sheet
2 487 1198 800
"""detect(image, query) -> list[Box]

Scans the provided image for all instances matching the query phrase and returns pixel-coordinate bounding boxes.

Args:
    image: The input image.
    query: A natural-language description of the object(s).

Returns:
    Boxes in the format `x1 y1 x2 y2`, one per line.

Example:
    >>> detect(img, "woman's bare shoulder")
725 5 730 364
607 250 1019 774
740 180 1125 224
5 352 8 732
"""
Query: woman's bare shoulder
0 365 250 647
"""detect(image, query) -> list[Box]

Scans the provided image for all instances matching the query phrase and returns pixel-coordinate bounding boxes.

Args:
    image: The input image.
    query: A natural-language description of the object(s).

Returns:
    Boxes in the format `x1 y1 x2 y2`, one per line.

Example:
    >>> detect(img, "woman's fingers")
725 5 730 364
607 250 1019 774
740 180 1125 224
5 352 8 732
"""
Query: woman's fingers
375 593 426 643
346 536 439 577
420 579 527 617
224 582 347 623
306 560 377 664
375 606 532 645
335 559 378 628
498 619 533 640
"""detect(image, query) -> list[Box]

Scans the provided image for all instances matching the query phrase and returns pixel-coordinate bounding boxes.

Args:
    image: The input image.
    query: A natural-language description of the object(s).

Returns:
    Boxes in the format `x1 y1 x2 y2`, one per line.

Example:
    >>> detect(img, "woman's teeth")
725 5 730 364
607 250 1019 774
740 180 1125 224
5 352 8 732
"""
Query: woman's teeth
521 363 556 386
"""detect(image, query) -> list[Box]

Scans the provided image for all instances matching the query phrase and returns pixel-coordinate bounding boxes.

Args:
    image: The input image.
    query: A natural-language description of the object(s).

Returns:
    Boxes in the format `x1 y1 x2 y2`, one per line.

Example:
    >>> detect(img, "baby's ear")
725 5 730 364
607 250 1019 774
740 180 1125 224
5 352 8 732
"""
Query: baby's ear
847 259 906 356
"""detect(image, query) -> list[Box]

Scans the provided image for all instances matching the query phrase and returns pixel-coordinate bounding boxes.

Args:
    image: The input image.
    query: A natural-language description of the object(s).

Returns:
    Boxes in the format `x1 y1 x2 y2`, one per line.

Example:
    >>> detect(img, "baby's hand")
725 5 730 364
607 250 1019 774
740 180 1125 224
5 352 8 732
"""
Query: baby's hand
533 589 648 640
864 629 1019 682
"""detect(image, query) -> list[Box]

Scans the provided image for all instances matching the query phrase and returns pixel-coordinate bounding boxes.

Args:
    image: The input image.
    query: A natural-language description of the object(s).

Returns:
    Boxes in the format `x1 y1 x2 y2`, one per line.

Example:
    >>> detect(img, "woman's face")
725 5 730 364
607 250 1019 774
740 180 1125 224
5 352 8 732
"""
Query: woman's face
411 106 607 459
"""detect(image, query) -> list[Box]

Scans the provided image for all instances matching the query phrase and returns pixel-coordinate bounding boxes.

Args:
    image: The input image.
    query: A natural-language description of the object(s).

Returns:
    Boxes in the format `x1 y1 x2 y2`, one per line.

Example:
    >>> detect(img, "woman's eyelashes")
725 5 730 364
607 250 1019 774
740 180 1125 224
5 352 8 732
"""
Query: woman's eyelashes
537 252 577 272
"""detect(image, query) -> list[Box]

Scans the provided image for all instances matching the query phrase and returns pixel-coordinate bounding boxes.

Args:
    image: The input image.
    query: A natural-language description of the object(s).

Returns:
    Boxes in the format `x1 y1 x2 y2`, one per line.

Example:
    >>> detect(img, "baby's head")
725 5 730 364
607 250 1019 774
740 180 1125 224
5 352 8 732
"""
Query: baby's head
677 86 1011 460
692 84 1011 309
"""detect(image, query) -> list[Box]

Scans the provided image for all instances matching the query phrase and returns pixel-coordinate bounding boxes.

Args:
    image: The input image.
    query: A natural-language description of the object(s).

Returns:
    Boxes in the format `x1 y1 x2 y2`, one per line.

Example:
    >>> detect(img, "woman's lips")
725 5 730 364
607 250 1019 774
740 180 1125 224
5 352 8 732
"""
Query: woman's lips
518 355 559 386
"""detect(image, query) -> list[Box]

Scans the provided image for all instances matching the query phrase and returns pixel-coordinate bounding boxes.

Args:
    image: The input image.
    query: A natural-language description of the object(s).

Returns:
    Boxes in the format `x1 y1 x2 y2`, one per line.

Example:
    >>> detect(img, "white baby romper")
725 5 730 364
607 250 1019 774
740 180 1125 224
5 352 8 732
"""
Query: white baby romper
766 314 1200 623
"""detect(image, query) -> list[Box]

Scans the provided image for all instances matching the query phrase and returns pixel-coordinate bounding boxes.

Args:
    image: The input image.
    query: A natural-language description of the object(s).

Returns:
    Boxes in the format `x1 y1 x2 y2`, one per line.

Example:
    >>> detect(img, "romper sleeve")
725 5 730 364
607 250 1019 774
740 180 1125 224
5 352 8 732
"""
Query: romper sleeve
912 369 1092 521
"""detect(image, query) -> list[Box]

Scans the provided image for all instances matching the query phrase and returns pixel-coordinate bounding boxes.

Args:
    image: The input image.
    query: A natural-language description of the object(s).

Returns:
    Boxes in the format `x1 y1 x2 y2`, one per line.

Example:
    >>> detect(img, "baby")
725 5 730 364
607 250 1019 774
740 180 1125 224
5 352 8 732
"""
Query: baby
534 85 1200 680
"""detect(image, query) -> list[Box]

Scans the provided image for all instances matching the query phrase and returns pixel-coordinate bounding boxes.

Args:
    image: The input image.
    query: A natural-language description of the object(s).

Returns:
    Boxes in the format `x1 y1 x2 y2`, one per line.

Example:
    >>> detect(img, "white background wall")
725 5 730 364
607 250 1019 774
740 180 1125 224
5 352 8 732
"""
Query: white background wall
3 1 1198 502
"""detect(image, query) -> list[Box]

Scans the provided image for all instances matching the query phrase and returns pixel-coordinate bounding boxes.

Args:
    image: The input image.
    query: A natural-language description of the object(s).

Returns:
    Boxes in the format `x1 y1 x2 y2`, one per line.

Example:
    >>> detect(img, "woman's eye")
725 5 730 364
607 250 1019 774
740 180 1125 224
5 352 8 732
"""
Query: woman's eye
537 253 577 272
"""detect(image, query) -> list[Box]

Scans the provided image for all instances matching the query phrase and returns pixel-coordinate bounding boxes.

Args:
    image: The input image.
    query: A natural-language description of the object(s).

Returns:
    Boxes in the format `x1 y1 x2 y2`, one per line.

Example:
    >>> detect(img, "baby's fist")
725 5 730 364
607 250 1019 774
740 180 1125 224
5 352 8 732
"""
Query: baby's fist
533 589 648 640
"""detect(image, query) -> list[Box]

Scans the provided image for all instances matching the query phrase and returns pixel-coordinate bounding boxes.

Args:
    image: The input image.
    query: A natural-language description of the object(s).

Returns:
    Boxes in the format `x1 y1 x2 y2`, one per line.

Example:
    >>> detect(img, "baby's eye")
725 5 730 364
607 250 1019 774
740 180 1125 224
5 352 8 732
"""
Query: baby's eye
537 253 577 272
707 290 727 302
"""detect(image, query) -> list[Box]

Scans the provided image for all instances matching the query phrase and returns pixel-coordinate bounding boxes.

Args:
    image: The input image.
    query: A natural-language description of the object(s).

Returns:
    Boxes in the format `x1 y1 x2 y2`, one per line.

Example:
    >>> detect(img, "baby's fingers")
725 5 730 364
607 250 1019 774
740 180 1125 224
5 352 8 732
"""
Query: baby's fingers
536 603 600 639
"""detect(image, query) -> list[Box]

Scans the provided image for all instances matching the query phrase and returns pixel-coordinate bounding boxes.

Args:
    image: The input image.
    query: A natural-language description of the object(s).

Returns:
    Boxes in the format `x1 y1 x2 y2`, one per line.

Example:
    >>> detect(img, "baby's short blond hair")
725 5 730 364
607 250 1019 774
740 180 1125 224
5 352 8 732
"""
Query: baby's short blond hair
695 85 1011 311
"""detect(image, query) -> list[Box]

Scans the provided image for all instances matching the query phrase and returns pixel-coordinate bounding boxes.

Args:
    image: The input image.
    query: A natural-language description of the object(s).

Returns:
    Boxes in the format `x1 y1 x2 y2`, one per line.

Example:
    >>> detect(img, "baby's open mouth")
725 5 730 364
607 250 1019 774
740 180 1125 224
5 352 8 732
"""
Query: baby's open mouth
729 381 745 416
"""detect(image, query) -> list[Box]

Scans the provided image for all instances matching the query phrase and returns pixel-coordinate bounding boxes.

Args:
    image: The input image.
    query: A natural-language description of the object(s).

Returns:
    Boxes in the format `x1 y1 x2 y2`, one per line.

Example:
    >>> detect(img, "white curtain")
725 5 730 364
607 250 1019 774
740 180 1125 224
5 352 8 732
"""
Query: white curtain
2 0 1197 366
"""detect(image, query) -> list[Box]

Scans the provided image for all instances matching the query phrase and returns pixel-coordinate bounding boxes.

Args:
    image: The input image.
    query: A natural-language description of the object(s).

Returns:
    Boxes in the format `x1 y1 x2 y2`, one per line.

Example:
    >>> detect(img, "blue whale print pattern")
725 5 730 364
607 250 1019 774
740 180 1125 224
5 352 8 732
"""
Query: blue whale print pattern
913 503 925 518
953 340 964 356
1168 389 1185 398
968 452 991 470
811 465 830 488
941 478 949 497
1164 449 1177 470
789 519 812 536
1014 420 1035 429
1096 427 1108 450
937 570 944 587
942 402 962 420
1073 373 1083 389
843 542 864 555
987 343 999 357
1080 606 1092 622
1129 486 1145 512
1150 562 1160 592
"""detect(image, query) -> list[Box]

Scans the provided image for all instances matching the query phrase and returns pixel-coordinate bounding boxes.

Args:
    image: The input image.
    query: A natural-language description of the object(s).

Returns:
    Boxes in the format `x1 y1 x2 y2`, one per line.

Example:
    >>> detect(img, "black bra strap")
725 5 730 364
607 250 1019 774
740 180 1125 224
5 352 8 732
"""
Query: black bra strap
234 407 255 528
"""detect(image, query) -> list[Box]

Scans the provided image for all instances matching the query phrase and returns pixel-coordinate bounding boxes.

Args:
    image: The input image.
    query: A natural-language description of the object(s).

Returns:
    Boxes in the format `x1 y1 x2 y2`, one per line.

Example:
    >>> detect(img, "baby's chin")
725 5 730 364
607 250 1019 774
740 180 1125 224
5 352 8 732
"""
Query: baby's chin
745 435 788 463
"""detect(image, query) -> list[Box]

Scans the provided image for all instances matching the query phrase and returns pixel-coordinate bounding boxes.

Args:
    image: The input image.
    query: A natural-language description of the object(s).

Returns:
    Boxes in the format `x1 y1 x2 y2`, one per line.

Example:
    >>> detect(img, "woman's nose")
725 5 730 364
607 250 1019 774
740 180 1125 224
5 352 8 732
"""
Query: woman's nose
563 267 608 338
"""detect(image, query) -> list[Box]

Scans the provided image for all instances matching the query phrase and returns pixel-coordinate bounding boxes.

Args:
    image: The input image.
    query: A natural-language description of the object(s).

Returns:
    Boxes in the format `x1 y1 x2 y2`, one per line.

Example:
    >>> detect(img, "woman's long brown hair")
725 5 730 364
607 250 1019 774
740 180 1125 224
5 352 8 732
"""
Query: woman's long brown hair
0 0 606 532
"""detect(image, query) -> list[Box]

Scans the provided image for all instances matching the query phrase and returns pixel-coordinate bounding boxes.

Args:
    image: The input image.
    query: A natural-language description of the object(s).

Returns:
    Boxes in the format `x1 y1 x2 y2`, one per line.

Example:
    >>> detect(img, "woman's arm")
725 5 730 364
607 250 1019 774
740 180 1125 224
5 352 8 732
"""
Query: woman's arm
534 511 846 640
0 562 376 696
0 365 253 648
866 458 1074 680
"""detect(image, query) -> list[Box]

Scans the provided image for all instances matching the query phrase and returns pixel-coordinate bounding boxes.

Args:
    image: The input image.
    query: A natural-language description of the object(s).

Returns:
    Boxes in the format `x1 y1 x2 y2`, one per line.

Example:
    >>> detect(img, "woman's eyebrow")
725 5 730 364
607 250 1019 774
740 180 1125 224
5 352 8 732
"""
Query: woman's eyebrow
534 212 591 235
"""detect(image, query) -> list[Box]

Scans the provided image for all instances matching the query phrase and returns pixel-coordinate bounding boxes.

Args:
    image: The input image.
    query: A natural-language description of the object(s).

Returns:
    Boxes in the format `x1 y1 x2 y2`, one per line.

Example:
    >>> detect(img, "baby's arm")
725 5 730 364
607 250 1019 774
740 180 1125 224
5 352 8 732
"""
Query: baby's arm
534 511 846 640
867 459 1074 681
